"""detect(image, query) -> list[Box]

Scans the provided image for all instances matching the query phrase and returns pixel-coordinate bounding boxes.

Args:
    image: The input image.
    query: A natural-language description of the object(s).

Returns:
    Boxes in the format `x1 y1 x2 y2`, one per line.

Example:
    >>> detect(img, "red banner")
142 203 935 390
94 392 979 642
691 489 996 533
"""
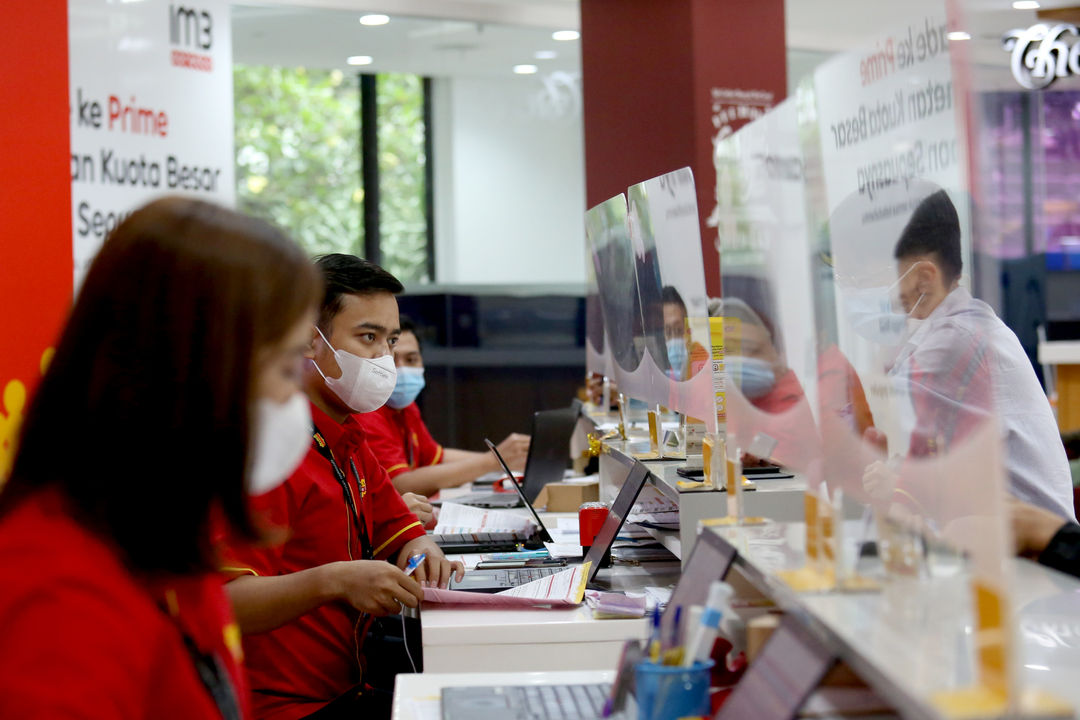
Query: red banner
0 4 72 479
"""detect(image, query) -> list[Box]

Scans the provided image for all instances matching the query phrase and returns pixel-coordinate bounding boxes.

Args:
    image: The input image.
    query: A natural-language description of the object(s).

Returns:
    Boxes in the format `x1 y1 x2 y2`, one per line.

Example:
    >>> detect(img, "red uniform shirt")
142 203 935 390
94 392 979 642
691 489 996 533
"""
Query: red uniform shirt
357 403 443 479
223 400 426 720
0 489 249 720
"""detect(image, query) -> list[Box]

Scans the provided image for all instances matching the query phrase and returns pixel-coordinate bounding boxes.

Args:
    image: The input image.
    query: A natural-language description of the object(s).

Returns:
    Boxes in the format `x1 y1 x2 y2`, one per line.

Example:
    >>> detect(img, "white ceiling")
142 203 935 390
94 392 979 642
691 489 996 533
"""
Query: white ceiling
232 3 581 77
232 0 1080 83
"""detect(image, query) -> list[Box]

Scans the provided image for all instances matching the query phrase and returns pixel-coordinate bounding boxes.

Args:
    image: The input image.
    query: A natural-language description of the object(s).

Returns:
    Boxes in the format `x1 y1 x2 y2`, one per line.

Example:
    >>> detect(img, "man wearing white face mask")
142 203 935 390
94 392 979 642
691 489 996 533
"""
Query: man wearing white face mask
863 190 1075 521
358 316 531 498
223 254 464 720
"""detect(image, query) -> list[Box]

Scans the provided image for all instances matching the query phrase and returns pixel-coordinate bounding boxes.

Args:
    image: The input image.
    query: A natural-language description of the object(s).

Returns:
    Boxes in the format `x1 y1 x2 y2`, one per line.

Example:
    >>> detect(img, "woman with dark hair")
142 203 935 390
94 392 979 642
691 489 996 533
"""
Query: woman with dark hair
0 197 321 719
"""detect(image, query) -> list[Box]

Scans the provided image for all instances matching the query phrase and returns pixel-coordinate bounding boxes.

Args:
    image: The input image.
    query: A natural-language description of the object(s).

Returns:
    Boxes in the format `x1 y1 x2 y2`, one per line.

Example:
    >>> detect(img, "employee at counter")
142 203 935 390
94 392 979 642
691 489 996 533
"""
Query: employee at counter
0 198 321 718
222 255 463 720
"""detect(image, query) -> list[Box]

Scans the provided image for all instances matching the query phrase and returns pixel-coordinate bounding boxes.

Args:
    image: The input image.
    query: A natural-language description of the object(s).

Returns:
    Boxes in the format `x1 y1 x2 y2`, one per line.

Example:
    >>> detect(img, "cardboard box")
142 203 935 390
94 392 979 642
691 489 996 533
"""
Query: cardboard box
533 479 599 512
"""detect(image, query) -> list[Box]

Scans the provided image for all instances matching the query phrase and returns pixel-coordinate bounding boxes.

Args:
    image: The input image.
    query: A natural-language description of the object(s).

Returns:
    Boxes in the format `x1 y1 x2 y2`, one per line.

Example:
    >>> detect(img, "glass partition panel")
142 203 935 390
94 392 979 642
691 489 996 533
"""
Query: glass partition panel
626 168 716 427
586 194 650 400
717 99 821 475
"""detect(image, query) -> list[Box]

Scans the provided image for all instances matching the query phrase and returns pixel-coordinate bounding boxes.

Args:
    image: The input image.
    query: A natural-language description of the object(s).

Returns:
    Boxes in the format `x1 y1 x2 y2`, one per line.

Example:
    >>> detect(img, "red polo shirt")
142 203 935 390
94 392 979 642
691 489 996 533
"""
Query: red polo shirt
357 403 443 479
223 401 426 720
0 489 249 719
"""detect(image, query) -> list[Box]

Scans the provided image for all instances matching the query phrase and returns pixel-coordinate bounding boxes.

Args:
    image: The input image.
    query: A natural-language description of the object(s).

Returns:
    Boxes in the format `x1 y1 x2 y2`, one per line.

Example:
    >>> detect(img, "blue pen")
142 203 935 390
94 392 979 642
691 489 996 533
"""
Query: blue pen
647 606 661 662
670 606 683 649
404 553 426 576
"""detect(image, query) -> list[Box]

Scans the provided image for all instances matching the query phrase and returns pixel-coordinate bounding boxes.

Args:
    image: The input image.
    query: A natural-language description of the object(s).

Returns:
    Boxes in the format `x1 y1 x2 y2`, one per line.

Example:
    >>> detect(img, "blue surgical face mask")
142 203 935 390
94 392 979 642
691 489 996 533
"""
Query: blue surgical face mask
666 338 687 380
386 366 425 410
726 356 776 400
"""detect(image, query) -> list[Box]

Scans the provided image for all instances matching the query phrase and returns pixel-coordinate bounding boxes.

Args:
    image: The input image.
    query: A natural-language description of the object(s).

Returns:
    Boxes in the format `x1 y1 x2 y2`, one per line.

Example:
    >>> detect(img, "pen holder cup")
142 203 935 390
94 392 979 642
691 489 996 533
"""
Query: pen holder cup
634 659 714 720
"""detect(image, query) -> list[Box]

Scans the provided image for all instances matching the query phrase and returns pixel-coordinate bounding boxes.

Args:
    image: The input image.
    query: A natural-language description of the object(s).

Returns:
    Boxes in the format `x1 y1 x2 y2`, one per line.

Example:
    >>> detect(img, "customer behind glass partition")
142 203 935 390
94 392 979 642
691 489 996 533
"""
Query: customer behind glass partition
862 189 1075 520
662 285 708 382
0 198 322 719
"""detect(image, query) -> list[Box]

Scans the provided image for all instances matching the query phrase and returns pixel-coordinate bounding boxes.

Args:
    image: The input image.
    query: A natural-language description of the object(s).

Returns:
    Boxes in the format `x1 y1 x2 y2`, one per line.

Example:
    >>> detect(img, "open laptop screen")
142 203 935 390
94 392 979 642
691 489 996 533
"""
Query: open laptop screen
483 439 553 543
521 406 579 503
712 615 834 720
661 531 737 640
582 458 650 584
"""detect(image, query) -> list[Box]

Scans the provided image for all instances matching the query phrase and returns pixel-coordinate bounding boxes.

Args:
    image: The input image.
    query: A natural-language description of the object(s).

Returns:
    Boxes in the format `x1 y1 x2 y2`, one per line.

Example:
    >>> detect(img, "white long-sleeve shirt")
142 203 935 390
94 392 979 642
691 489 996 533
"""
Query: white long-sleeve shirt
889 287 1075 520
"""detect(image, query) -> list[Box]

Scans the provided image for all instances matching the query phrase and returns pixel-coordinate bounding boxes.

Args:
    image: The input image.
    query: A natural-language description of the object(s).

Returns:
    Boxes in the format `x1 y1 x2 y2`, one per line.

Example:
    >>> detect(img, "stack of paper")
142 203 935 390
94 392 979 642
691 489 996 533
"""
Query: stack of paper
544 517 583 558
432 502 536 536
423 564 591 608
632 485 679 514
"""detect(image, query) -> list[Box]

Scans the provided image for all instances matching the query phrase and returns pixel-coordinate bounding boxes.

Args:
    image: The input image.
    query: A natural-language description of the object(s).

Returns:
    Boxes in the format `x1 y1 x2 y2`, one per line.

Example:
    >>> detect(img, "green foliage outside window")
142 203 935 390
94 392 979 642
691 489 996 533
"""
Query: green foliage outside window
233 66 431 284
378 74 429 285
234 65 363 257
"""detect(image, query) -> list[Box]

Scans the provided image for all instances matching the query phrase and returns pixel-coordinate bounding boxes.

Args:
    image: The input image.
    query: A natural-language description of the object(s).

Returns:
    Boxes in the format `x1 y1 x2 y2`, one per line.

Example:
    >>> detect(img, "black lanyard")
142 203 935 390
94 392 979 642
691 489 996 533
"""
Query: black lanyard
312 426 373 561
155 601 242 720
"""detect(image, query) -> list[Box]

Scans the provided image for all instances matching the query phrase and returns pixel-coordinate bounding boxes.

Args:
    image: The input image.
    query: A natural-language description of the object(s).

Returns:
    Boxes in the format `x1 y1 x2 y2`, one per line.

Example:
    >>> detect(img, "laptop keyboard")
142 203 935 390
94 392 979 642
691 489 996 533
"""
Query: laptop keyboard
433 531 529 546
515 683 609 719
496 566 562 586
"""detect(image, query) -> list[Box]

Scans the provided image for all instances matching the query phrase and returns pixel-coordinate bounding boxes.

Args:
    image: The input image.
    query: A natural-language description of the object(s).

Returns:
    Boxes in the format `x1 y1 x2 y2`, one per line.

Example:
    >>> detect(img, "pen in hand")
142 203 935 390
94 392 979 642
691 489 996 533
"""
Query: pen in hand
404 553 426 577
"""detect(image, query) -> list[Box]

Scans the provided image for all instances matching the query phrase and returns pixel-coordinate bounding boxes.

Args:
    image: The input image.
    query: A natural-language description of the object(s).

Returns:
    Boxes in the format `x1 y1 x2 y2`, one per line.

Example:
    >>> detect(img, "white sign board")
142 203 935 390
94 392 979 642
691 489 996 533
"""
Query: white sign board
69 1 235 287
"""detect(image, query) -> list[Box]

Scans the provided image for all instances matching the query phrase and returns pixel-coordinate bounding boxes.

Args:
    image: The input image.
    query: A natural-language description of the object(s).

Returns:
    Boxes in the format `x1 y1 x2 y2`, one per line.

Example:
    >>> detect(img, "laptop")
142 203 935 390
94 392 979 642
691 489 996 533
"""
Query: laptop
441 633 639 720
433 439 556 555
437 405 580 509
660 530 737 642
447 451 650 593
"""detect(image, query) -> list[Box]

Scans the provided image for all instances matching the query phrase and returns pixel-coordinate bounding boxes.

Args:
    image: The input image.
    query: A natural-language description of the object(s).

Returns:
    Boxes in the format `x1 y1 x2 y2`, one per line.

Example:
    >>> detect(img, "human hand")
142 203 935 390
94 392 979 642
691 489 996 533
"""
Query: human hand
585 374 618 407
402 492 433 526
1010 499 1068 558
397 536 465 589
329 560 424 616
862 460 896 502
496 433 530 471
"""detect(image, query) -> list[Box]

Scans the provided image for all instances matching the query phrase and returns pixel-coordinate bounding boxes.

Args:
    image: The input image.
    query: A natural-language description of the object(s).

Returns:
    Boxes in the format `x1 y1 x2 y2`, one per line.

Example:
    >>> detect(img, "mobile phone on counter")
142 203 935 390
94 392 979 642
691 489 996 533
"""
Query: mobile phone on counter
480 550 550 562
474 558 567 570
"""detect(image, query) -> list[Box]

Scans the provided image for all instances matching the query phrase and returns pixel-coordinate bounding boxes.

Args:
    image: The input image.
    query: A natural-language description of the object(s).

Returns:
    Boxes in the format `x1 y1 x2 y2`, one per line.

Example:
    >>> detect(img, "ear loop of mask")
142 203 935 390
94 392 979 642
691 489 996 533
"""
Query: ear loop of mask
311 326 334 381
889 261 927 318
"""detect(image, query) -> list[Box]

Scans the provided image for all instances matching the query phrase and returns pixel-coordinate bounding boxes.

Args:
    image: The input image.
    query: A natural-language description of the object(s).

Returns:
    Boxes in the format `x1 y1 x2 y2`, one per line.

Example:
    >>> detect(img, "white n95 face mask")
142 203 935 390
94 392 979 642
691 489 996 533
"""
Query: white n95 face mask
249 393 312 495
312 326 398 413
837 264 924 347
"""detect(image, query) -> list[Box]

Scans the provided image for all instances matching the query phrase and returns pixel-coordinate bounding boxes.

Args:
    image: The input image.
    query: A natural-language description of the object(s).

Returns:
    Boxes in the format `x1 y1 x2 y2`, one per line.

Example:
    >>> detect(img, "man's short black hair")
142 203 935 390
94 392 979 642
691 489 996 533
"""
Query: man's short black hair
314 253 403 330
894 190 962 285
398 313 421 350
661 285 686 313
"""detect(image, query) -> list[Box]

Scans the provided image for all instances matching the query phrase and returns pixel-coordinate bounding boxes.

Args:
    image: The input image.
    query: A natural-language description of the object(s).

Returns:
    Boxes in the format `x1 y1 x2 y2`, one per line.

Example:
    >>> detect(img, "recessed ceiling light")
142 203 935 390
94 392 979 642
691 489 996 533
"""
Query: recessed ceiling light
552 30 580 42
347 55 373 66
947 31 971 40
535 50 558 60
359 14 389 26
1012 0 1039 9
513 64 539 75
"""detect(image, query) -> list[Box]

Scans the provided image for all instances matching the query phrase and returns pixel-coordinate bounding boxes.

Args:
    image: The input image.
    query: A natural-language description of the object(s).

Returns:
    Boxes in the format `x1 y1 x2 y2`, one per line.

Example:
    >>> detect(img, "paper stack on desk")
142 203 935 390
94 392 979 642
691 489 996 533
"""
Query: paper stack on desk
540 517 583 559
432 502 537 536
422 564 591 608
628 485 680 530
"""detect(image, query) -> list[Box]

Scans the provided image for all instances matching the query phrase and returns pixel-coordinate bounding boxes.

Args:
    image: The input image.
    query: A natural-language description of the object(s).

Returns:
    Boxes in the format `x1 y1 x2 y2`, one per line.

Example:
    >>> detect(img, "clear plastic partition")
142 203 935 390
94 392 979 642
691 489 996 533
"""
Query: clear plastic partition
795 1 1073 711
797 1 973 510
716 98 822 477
584 214 612 381
585 194 650 400
626 168 716 430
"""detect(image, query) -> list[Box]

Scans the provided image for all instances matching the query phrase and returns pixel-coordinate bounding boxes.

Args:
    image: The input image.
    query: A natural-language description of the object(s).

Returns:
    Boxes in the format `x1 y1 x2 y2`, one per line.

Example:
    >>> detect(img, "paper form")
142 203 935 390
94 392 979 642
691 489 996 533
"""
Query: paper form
632 485 679 514
422 564 590 607
432 502 536 535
